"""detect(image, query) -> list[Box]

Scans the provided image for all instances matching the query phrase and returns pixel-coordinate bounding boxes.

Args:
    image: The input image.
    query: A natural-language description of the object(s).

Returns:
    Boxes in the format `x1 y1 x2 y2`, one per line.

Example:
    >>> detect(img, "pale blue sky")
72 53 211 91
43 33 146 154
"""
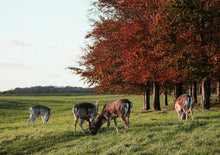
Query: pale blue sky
0 0 91 91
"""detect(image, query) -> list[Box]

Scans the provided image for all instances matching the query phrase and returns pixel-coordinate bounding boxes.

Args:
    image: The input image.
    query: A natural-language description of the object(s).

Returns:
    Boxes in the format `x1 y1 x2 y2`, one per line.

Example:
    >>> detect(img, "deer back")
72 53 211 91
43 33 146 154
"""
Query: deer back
73 102 97 120
89 99 132 135
101 99 131 119
175 94 193 110
30 105 51 116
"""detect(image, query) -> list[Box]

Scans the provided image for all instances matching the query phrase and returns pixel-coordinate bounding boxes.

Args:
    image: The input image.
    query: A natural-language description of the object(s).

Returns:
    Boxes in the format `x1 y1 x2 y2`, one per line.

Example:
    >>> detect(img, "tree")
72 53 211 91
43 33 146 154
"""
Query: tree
70 0 165 110
153 82 161 110
152 0 219 109
201 77 211 109
70 0 219 111
217 78 220 102
192 81 198 103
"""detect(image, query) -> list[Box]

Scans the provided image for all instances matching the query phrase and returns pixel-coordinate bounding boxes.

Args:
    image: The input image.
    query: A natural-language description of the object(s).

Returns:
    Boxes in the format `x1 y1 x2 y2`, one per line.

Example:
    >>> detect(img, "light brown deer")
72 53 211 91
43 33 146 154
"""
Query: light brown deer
72 100 98 135
175 94 194 121
27 105 51 126
88 99 132 135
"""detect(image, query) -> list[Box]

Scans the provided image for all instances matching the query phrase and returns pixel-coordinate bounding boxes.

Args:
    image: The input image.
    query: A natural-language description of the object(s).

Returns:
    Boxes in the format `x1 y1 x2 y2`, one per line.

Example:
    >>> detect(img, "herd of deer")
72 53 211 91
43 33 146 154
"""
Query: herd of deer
27 94 194 135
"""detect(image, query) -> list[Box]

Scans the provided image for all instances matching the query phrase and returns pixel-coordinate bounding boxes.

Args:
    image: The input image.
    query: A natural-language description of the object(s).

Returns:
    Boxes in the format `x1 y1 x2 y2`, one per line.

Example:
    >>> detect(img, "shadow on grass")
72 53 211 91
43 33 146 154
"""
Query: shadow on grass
196 114 220 120
0 100 30 110
128 119 208 134
0 130 89 154
132 109 155 113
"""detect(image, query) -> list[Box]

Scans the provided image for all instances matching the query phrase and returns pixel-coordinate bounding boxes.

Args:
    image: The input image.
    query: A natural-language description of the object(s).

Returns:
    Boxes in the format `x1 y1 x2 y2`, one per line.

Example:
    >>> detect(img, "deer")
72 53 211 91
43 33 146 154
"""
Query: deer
72 100 98 135
27 105 51 126
88 99 132 135
175 94 194 121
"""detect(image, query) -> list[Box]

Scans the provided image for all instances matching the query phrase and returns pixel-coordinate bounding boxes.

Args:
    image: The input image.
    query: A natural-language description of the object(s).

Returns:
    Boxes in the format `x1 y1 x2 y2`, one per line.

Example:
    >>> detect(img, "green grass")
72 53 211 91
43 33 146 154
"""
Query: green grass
0 94 219 154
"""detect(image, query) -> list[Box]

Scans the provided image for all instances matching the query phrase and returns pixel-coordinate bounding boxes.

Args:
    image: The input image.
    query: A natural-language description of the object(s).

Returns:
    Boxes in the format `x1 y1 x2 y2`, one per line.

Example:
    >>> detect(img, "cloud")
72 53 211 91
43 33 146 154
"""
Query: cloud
0 41 7 52
10 39 31 47
0 61 32 69
58 47 84 61
9 39 38 53
0 39 38 53
48 74 61 78
1 39 60 53
40 44 58 50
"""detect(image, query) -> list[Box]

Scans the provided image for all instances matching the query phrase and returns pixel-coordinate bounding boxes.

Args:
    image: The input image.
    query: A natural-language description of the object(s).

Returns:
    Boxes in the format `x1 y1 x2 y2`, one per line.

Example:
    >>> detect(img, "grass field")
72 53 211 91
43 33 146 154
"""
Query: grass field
0 94 219 154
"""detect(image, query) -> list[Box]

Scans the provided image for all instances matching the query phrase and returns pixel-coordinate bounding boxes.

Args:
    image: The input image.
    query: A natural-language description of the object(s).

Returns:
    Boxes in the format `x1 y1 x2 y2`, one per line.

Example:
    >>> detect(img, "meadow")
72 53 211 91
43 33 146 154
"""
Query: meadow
0 94 219 154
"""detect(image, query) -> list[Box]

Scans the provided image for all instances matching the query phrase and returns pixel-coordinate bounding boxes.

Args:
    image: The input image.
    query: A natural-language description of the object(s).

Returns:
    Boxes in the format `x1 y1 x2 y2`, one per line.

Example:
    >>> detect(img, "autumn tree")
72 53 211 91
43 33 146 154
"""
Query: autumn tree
152 0 219 109
70 0 167 110
70 0 219 111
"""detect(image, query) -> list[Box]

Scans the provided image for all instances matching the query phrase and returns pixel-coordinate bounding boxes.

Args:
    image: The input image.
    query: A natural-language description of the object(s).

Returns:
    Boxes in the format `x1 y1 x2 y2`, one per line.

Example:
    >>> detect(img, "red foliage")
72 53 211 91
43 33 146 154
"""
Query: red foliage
152 0 219 83
70 0 219 94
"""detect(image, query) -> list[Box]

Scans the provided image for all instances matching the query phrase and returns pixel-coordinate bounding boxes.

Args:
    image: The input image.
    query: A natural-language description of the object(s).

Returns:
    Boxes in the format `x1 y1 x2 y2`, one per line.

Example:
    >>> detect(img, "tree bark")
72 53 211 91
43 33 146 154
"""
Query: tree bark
217 79 220 102
188 83 192 96
175 83 183 104
201 78 210 110
153 81 161 110
192 81 197 103
143 88 150 110
164 91 168 106
143 91 146 110
198 84 202 95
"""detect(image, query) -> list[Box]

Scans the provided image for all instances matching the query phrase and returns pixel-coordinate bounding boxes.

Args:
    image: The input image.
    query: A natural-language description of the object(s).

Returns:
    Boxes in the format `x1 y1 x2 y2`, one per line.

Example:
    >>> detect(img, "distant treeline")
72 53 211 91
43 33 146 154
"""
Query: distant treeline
0 86 95 94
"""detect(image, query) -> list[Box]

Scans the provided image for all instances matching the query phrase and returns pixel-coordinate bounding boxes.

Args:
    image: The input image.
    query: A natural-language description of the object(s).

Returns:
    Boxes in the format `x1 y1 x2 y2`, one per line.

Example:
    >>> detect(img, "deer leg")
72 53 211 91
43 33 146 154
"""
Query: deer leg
27 115 33 126
43 115 49 125
90 113 96 123
177 111 181 121
74 117 79 135
181 111 185 120
27 118 31 126
126 116 129 132
120 116 127 133
44 113 50 125
113 118 119 133
32 116 37 126
106 118 111 134
79 119 85 134
41 115 45 124
189 109 193 120
185 110 188 121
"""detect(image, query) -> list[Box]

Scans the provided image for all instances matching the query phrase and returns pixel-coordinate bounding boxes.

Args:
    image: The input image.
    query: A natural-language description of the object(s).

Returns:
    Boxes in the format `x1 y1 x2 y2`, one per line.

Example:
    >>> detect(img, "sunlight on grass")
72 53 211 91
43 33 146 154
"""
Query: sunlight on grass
0 94 219 154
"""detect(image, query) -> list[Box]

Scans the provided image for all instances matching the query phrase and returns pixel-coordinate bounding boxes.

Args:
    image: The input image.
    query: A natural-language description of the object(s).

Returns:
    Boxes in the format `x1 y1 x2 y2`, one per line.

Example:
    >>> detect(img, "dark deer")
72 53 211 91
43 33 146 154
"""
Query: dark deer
175 94 194 121
73 100 98 135
27 105 51 126
88 99 132 135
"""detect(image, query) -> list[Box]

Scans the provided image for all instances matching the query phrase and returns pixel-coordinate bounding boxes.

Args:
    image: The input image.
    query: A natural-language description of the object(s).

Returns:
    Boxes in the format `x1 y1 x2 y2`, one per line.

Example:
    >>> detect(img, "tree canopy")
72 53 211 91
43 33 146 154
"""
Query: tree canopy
69 0 219 109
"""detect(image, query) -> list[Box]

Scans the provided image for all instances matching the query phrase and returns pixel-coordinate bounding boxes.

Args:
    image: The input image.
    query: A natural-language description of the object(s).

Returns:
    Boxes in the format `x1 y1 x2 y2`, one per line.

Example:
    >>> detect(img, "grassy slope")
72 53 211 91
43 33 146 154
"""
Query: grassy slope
0 94 219 154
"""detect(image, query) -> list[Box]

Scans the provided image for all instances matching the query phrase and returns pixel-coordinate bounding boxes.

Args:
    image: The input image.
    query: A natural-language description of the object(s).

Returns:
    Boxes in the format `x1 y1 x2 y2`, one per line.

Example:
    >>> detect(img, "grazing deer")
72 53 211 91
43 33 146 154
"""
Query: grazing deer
72 100 98 135
88 99 132 135
27 105 51 126
175 94 194 121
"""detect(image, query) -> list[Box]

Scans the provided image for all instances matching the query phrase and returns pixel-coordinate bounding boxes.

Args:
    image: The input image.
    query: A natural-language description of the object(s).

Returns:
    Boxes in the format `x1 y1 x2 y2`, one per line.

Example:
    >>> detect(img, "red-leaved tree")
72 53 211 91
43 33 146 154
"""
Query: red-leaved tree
70 0 166 110
152 0 219 109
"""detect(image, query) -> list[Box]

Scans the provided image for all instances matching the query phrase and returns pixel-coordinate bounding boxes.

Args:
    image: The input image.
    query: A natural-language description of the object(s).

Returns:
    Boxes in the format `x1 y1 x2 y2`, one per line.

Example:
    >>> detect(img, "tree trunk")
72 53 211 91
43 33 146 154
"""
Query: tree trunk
188 83 192 96
201 78 210 110
217 79 220 102
164 91 168 106
199 84 202 95
143 88 150 110
175 83 183 104
192 81 197 103
153 81 161 110
143 91 146 110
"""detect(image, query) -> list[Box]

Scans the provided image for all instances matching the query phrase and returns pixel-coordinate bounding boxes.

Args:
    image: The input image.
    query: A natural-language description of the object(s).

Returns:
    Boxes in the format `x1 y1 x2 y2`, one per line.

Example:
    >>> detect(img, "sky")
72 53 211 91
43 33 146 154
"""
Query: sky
0 0 92 91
